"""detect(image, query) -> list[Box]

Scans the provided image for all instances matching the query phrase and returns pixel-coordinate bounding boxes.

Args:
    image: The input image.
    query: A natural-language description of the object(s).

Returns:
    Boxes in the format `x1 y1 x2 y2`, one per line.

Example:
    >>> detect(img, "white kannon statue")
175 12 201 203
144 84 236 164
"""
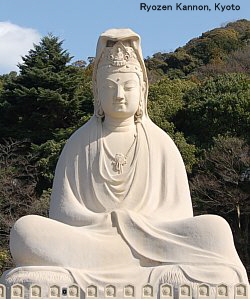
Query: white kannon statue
2 29 248 295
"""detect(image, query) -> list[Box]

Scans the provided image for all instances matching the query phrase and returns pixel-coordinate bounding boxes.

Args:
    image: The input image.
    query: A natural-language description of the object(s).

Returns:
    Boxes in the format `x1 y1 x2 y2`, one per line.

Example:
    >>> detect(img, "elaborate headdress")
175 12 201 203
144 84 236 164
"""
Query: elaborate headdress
93 28 149 120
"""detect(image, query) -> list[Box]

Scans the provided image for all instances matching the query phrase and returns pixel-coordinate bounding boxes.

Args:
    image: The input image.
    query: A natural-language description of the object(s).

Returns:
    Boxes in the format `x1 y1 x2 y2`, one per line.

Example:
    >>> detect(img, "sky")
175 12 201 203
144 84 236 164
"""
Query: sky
0 0 249 74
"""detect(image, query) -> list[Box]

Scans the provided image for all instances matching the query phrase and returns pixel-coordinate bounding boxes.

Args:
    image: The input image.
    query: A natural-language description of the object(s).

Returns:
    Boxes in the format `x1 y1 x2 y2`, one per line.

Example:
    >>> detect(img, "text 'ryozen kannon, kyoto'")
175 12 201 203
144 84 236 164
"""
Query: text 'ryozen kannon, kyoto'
140 3 241 12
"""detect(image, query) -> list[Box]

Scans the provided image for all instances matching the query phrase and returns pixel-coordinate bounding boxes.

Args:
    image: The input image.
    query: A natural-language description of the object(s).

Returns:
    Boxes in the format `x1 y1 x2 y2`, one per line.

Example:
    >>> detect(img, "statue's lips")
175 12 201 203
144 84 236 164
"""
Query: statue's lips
113 101 127 106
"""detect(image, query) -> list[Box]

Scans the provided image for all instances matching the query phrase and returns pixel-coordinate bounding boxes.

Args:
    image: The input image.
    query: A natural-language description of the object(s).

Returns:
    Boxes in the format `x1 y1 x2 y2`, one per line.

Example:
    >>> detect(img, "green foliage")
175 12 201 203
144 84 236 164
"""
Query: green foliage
148 78 197 172
0 35 94 193
225 19 250 43
184 19 250 66
0 78 3 93
0 249 13 274
33 140 65 187
32 115 92 192
185 28 240 64
0 35 93 144
145 19 250 79
145 49 201 80
177 73 250 147
172 132 197 173
196 44 250 77
148 78 196 123
19 34 72 72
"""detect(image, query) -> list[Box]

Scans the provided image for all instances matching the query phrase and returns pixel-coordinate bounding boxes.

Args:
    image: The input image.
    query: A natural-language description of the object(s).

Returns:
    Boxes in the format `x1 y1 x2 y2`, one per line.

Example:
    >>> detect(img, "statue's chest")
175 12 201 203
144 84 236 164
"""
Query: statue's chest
102 131 137 175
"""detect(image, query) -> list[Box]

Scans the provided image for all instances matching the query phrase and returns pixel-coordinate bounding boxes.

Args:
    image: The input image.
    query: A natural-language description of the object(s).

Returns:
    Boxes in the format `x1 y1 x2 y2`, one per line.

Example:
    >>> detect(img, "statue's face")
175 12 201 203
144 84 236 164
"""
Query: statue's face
97 72 140 119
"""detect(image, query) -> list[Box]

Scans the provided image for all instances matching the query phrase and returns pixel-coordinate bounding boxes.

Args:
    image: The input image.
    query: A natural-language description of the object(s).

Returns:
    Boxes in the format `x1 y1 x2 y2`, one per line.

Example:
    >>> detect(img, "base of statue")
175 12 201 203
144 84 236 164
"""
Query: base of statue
1 266 248 299
0 267 77 298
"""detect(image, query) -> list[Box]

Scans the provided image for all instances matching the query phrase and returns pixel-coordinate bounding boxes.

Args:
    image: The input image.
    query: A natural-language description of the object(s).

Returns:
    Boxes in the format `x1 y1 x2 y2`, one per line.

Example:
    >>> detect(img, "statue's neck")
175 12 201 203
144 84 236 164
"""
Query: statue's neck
103 116 135 132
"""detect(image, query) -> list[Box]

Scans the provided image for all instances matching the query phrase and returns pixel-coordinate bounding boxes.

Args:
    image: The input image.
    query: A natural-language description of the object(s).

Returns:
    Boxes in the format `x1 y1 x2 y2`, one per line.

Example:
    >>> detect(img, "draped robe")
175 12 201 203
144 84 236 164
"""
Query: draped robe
47 116 248 286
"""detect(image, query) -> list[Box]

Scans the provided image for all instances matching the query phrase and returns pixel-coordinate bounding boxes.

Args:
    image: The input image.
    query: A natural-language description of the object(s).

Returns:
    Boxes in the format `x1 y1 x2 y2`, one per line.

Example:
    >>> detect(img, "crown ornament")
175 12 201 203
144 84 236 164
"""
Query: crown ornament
108 42 130 66
98 41 141 70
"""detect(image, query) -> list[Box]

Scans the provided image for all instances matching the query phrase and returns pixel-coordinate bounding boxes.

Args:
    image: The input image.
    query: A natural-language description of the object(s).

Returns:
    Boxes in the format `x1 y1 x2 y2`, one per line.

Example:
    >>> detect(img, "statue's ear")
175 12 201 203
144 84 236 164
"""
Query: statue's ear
94 89 104 118
142 81 147 100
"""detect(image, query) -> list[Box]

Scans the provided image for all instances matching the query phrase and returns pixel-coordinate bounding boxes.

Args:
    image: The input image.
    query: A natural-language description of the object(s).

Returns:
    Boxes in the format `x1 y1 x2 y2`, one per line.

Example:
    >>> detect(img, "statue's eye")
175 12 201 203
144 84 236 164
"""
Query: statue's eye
107 84 115 89
124 80 137 91
124 86 135 91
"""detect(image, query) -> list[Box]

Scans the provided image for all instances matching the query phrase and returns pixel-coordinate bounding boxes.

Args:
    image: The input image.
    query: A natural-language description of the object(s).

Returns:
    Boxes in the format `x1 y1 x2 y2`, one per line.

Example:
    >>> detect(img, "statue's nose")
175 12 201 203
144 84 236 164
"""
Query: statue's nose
116 85 125 101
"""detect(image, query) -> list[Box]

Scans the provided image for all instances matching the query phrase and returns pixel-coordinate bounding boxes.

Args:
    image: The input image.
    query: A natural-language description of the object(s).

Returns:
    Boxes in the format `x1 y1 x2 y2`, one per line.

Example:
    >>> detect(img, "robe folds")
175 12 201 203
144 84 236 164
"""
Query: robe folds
48 116 248 287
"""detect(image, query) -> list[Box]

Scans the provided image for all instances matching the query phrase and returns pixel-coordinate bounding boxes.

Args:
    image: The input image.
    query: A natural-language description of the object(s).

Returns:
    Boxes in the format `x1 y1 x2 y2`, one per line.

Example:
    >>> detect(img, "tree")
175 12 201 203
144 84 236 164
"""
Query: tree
0 78 3 93
0 139 50 274
185 28 240 64
196 44 250 77
145 20 250 80
177 73 250 147
191 135 250 269
225 19 250 43
32 60 94 192
184 19 250 65
0 35 93 144
0 35 94 192
148 78 197 172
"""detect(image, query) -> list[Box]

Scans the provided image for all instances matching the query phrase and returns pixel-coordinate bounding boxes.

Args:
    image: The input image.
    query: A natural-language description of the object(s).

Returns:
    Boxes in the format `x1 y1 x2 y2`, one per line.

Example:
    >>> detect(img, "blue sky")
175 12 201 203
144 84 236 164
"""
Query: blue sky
0 0 249 74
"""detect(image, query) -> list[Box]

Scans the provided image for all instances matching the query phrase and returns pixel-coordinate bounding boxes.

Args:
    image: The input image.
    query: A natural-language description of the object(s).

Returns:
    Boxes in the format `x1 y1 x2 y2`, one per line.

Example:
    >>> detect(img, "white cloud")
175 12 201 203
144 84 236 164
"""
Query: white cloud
0 22 41 74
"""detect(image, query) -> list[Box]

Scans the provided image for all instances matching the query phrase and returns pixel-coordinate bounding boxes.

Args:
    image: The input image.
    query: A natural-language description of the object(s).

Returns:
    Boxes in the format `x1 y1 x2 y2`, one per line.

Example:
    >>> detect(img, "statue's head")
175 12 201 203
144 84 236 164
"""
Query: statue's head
93 29 148 122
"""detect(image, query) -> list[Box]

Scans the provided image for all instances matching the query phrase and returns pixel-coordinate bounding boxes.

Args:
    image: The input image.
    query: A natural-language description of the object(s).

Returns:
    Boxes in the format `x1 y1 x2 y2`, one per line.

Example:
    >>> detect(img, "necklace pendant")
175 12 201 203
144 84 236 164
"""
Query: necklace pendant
112 153 127 174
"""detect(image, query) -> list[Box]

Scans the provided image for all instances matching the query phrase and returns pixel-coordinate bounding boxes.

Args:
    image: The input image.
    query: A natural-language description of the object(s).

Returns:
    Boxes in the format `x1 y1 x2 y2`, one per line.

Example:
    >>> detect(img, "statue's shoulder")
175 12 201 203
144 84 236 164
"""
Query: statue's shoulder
144 121 184 162
144 119 177 148
64 117 97 150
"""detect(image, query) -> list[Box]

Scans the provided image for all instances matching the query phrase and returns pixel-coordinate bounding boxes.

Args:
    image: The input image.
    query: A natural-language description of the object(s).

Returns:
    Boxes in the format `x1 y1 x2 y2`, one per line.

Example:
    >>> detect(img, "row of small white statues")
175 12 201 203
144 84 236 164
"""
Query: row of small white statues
0 283 248 298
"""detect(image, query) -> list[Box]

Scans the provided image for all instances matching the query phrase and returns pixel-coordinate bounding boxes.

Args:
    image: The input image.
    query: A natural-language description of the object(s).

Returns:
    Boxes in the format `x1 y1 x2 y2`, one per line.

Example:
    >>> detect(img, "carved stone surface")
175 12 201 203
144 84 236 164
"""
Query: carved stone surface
11 284 23 298
105 285 116 297
236 285 246 296
179 284 192 298
30 285 41 297
198 284 210 297
1 28 249 298
0 285 5 298
160 284 173 298
0 267 74 286
68 285 79 298
87 285 97 298
235 283 248 299
49 285 60 297
0 282 248 299
124 285 134 297
217 284 228 298
142 285 153 297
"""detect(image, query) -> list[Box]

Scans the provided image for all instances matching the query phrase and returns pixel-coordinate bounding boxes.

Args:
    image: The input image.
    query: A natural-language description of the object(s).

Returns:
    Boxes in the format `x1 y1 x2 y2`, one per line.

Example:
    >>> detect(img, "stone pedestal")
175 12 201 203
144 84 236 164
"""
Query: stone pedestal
1 266 248 299
0 267 76 299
